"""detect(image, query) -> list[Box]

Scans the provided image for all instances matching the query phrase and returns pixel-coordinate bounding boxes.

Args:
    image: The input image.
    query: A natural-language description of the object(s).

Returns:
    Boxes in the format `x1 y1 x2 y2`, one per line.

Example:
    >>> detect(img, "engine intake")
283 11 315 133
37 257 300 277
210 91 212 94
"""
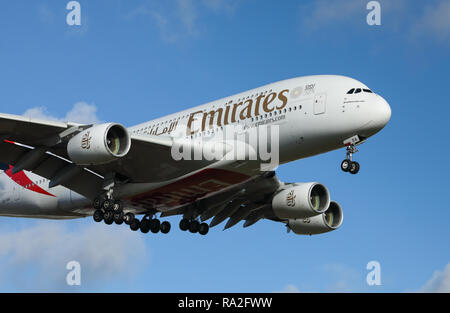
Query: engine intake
287 201 344 235
272 182 330 219
67 123 131 165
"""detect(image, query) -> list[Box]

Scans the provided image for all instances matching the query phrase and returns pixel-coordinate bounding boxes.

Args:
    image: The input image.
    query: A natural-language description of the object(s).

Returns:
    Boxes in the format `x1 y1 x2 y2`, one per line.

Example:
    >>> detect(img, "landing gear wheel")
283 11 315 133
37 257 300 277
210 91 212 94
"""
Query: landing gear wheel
93 197 104 210
198 223 209 235
93 209 103 222
130 218 140 231
124 213 135 225
179 218 190 231
113 200 123 213
150 219 161 234
114 211 124 225
341 159 351 172
103 210 114 225
103 199 114 210
189 220 200 233
160 221 171 234
349 161 360 175
140 219 150 233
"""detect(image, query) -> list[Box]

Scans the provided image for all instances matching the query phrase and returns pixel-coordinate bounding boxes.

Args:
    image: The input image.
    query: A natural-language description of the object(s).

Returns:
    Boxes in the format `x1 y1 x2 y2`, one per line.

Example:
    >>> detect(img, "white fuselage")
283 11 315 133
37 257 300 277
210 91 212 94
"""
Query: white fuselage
0 75 391 219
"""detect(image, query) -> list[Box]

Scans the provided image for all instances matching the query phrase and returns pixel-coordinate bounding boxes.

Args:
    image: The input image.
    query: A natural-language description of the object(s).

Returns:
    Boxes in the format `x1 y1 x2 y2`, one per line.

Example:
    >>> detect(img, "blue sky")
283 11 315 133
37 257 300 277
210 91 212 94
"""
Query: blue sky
0 0 449 292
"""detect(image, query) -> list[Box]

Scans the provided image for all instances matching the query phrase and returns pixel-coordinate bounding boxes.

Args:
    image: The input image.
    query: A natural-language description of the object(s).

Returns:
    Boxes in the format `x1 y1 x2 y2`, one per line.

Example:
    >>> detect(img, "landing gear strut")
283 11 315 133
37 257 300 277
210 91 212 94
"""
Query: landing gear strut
341 142 360 175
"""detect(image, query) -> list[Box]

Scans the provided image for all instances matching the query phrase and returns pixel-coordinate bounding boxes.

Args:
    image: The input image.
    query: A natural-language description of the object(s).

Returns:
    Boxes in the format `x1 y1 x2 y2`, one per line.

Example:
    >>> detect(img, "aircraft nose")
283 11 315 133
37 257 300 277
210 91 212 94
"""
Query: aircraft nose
356 95 392 137
373 95 391 129
371 96 392 130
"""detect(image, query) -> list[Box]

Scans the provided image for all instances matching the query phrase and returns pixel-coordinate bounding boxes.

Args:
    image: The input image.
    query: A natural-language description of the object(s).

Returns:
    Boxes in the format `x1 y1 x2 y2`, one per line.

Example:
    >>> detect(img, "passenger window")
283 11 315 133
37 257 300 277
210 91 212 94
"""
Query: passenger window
347 88 355 94
355 88 362 94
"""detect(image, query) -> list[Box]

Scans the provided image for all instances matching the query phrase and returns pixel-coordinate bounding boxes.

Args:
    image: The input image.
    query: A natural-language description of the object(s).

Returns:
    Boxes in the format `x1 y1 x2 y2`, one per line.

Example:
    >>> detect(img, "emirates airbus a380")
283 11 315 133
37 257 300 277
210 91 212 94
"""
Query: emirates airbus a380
0 75 391 236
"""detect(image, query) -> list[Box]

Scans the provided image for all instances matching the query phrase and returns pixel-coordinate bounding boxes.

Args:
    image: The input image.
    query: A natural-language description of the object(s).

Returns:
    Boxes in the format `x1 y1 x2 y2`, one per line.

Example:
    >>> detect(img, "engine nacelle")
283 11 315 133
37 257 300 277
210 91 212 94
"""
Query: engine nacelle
67 123 131 165
272 182 330 219
287 201 344 235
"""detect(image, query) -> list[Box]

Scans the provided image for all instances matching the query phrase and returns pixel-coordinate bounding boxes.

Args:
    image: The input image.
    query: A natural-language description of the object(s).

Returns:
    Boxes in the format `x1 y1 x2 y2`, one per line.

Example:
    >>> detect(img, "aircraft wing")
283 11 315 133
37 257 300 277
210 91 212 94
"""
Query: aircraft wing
0 112 78 145
84 134 214 183
0 113 216 199
0 140 105 199
160 171 281 230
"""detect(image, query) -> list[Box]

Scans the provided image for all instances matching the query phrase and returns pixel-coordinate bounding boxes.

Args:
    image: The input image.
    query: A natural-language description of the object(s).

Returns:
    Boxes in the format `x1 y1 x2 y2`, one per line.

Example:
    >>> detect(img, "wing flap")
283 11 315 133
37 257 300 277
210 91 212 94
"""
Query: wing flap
0 140 103 199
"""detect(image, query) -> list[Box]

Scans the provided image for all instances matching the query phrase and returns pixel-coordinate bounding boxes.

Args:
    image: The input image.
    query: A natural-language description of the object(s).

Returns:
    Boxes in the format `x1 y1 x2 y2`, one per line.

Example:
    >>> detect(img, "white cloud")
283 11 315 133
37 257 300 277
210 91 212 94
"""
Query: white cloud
177 0 199 36
37 3 56 24
65 102 100 124
202 0 237 14
322 263 364 292
0 222 148 291
420 263 450 293
412 1 450 43
300 0 409 30
277 284 300 293
127 0 238 43
300 0 450 46
23 102 101 124
300 0 365 30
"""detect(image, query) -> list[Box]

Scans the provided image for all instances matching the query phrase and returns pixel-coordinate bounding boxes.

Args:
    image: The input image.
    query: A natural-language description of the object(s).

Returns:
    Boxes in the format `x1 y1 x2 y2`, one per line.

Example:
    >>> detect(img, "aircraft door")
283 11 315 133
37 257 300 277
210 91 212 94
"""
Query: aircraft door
13 186 20 202
313 93 327 115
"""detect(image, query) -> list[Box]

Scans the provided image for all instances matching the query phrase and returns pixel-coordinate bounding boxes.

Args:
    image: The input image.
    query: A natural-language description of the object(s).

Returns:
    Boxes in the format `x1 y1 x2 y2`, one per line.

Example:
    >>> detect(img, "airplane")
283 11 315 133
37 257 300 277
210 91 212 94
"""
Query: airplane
0 75 391 236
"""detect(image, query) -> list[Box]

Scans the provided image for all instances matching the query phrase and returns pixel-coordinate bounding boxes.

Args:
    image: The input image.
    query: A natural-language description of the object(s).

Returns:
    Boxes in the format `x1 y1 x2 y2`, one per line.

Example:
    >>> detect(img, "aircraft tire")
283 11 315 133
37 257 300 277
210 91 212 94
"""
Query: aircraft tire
349 161 360 175
189 220 200 233
93 209 103 222
103 210 114 225
198 223 209 236
341 159 351 172
179 218 190 231
114 212 124 225
140 219 150 233
150 219 161 234
124 213 135 225
130 218 140 231
160 221 171 234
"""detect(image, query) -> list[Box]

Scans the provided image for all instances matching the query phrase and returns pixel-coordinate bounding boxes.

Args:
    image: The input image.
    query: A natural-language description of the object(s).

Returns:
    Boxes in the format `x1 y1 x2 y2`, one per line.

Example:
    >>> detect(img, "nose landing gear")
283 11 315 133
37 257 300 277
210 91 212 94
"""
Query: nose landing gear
341 139 360 175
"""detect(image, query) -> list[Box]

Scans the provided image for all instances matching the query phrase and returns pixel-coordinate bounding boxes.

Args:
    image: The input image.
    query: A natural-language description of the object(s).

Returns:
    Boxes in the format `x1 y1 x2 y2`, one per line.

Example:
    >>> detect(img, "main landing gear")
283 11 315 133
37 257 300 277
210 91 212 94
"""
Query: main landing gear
341 143 360 175
92 195 171 235
179 218 209 235
132 215 171 235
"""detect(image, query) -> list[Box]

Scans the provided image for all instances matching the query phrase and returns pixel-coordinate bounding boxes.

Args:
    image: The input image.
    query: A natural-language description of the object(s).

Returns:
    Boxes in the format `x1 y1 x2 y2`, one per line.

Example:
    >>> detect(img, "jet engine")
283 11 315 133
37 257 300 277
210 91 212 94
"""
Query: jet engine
67 123 131 165
271 182 330 219
287 201 343 235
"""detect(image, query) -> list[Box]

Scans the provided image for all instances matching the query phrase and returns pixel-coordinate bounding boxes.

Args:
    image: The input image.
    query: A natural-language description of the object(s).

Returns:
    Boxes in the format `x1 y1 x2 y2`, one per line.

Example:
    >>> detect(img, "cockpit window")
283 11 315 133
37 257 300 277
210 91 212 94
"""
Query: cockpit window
347 87 373 94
